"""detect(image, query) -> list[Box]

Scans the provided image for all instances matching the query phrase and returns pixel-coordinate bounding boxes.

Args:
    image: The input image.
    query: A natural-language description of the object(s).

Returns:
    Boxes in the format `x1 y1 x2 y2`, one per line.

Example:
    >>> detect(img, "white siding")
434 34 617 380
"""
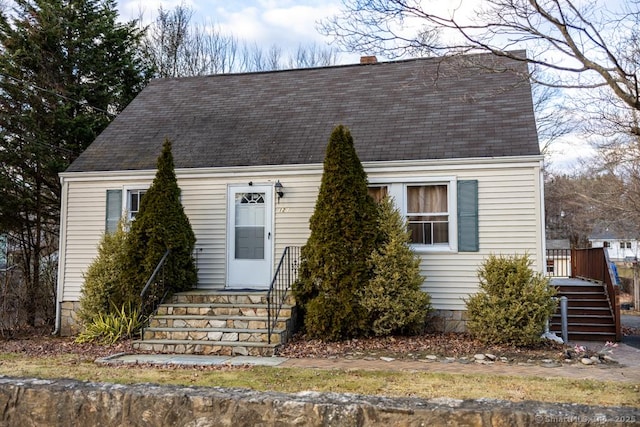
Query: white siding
59 158 544 311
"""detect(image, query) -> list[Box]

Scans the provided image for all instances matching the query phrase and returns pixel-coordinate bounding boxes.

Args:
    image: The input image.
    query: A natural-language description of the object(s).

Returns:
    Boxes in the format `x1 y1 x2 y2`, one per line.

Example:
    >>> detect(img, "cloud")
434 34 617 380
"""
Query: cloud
212 2 340 48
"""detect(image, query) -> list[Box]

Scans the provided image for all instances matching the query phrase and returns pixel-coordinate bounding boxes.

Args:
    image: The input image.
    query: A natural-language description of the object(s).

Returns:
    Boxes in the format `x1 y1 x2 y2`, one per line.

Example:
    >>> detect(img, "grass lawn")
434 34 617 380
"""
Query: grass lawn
0 352 637 408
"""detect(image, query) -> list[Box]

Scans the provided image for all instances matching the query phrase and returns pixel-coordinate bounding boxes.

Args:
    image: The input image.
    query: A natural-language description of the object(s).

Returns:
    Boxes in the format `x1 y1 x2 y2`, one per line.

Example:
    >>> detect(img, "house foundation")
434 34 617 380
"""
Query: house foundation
59 301 81 336
430 309 468 334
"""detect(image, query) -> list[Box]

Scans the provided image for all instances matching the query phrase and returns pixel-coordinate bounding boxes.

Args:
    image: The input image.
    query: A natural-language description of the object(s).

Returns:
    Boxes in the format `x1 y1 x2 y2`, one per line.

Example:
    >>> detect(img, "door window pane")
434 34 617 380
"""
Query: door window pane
235 192 265 259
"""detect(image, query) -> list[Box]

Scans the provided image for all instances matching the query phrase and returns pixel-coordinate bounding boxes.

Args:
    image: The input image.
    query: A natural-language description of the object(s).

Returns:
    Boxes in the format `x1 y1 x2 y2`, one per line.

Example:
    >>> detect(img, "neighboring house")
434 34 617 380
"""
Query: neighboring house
545 239 571 277
56 52 545 335
589 226 640 262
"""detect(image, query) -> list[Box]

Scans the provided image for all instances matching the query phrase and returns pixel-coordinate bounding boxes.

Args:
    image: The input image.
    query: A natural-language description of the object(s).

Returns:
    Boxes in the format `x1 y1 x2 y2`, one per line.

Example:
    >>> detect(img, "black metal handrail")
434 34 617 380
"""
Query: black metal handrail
267 246 300 344
139 249 171 318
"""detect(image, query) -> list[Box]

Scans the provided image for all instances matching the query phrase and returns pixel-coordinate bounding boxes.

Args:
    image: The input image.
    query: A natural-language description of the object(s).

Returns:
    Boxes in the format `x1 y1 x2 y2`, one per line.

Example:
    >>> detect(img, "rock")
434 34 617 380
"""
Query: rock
603 355 617 363
380 357 395 362
541 359 553 364
581 358 594 365
540 331 564 344
485 354 497 361
474 354 486 361
500 357 509 363
541 362 561 368
425 355 438 361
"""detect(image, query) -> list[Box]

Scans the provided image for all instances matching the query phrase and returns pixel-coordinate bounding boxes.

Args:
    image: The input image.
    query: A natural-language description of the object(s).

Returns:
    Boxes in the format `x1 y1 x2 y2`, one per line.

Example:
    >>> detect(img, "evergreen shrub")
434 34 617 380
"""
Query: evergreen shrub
78 219 129 324
293 125 380 341
360 196 432 336
465 254 557 346
122 138 197 312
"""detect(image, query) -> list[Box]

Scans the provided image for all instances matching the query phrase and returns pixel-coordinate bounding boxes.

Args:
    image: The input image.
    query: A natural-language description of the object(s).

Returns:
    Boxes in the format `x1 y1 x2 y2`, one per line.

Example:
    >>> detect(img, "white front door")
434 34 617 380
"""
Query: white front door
227 185 273 288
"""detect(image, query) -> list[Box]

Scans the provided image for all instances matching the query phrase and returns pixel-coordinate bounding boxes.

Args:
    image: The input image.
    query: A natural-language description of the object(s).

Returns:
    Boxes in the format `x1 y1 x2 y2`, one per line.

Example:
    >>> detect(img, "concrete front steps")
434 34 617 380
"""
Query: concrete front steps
549 281 617 342
132 290 296 356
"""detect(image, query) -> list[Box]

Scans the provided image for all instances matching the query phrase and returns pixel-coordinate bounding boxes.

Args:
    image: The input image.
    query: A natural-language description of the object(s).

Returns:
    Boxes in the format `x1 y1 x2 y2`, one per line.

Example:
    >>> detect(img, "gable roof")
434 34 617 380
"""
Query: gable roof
66 52 540 173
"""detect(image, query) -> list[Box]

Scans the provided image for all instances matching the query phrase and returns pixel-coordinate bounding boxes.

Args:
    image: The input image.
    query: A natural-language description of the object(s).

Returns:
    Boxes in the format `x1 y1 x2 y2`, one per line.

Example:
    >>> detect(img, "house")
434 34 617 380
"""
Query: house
589 226 640 262
56 52 544 337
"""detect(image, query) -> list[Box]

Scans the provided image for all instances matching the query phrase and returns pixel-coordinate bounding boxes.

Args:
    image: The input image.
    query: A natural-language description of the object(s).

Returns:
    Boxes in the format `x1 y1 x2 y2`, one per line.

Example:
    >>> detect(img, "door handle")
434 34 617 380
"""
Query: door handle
268 232 271 240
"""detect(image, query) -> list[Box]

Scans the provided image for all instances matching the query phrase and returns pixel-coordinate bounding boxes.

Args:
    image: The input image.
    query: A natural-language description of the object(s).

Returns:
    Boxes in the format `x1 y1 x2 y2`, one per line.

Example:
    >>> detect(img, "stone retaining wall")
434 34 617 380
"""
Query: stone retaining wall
0 377 636 426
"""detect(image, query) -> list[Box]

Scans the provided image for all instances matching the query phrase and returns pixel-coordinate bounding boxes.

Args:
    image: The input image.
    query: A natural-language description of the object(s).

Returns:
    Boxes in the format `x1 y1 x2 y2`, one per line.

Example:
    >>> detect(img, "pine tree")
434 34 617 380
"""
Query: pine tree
360 196 431 336
122 139 197 313
0 0 152 326
293 125 380 341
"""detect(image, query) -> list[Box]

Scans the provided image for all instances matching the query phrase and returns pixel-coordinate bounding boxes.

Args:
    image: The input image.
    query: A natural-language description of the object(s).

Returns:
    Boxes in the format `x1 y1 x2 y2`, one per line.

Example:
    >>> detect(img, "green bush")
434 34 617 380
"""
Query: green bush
465 254 557 346
122 138 197 312
360 196 432 336
293 125 380 341
75 303 144 345
78 219 129 324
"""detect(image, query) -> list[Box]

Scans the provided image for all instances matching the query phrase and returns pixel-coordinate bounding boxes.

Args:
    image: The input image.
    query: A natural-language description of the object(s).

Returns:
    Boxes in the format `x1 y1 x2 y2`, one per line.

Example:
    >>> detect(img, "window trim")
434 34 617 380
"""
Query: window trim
368 176 458 253
122 185 150 222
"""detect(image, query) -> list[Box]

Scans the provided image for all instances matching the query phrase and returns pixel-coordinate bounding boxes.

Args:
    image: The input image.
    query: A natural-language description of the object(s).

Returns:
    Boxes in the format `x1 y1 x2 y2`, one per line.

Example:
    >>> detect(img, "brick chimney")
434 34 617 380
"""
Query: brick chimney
360 55 378 64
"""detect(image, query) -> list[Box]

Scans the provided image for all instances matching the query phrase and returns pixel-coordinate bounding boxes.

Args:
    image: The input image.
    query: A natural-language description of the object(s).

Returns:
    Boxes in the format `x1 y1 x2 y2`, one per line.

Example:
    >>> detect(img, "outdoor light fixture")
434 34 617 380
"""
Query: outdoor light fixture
275 180 284 200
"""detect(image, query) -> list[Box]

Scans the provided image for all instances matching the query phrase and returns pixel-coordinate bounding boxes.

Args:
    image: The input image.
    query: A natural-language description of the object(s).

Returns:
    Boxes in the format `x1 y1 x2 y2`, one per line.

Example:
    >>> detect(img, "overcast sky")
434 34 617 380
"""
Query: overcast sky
116 0 354 60
114 0 593 171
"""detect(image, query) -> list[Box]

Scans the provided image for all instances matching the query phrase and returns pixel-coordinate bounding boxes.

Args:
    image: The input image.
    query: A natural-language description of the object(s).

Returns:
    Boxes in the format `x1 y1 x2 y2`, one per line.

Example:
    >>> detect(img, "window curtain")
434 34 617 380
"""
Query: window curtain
407 185 447 213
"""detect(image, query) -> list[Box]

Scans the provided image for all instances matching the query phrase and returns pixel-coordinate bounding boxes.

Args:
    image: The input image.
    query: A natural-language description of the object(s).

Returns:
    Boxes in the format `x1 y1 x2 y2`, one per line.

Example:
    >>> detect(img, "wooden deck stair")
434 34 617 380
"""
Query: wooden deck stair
132 290 296 356
549 280 617 342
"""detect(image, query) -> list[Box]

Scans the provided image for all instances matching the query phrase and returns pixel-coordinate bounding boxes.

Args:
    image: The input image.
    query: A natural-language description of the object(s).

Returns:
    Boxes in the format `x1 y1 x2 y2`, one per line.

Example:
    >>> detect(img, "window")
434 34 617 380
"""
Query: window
406 185 449 245
105 188 148 232
604 241 610 248
368 186 388 204
626 241 632 249
367 179 478 252
105 190 122 233
546 259 555 273
127 189 146 221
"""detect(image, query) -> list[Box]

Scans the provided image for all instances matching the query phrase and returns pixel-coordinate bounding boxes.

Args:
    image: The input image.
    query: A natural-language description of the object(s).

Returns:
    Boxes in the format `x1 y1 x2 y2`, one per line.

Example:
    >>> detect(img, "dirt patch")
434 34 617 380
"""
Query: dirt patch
0 328 617 365
276 333 570 363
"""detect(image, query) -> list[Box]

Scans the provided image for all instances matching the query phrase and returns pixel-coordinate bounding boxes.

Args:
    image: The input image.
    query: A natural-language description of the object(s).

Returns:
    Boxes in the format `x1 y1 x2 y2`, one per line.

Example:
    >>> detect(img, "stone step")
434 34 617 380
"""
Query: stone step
168 290 295 306
149 315 289 330
143 327 286 344
132 339 278 356
155 303 293 318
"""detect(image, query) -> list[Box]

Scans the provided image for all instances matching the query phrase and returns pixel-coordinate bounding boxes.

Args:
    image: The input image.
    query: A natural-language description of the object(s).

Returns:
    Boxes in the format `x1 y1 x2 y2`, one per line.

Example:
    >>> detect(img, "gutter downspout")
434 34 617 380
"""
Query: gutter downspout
53 175 69 336
538 159 547 273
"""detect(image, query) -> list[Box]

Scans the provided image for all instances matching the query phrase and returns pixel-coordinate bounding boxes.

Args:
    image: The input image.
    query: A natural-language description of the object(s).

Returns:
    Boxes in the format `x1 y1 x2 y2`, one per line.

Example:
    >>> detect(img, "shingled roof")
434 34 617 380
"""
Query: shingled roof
66 52 540 173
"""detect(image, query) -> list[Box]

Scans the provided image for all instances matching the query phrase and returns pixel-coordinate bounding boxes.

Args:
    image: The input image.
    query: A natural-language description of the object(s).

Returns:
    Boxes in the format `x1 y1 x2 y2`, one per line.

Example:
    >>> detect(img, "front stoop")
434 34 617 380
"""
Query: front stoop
132 290 296 356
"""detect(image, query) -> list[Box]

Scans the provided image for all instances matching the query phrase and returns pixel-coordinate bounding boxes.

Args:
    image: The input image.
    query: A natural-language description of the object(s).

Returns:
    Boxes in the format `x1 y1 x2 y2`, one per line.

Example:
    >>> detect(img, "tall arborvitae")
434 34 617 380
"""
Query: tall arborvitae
122 138 197 313
293 125 379 341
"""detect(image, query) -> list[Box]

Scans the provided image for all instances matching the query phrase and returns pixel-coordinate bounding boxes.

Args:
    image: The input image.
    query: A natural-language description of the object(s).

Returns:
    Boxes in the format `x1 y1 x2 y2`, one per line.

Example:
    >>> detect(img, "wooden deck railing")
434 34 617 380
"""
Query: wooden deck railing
571 248 621 341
